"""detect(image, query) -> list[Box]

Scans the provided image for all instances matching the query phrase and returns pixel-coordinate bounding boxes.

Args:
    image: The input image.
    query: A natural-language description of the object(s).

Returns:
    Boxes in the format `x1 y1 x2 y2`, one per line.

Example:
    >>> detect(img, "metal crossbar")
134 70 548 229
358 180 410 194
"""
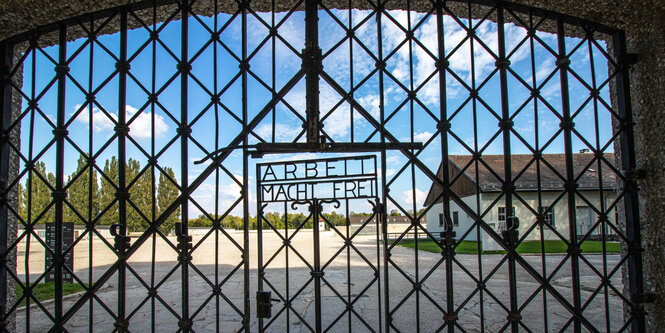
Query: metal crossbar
0 0 645 332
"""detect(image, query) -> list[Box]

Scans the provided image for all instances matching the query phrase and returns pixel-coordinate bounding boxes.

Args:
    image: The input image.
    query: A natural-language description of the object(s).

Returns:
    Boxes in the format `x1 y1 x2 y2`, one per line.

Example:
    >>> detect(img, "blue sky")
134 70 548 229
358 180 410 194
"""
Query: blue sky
17 8 616 217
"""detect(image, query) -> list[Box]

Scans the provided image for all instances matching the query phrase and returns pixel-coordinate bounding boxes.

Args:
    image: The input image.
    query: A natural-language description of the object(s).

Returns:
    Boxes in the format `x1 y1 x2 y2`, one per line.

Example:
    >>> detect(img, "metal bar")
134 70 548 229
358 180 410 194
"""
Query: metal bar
149 3 158 332
212 1 221 330
0 41 13 331
87 16 96 333
375 1 391 330
241 0 251 330
256 163 265 330
612 30 646 333
496 5 520 333
557 18 582 332
435 1 455 331
179 0 191 331
53 23 68 331
312 198 322 333
527 11 550 332
304 0 320 146
116 7 129 333
250 142 423 156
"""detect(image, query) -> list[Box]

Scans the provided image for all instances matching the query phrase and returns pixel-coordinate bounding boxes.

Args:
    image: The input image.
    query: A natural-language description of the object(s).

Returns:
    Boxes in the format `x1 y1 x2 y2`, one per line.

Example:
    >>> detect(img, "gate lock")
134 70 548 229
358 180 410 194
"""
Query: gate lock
256 290 280 319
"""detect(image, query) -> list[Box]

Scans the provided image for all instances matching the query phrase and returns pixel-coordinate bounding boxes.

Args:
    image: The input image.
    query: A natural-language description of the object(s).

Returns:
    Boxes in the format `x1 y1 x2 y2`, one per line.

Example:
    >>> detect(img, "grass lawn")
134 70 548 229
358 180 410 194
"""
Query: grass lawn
395 239 620 255
15 282 87 307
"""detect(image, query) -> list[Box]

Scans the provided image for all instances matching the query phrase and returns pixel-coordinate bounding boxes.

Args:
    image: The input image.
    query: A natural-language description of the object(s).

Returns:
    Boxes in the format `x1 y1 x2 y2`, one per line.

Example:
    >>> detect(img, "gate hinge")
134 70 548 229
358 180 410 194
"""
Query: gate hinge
623 168 647 182
619 53 640 69
635 292 656 304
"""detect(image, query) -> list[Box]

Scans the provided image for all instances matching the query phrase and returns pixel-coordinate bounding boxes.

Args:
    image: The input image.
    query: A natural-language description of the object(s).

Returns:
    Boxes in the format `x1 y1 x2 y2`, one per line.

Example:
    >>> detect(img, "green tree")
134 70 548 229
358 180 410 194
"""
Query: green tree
65 155 100 225
128 160 154 232
323 211 346 227
20 161 55 224
124 158 145 232
157 167 180 234
99 157 118 226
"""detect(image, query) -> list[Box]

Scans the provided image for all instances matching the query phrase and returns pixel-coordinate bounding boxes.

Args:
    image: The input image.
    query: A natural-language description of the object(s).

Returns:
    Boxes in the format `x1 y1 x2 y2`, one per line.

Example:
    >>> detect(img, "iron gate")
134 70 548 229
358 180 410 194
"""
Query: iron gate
0 0 646 332
256 155 382 331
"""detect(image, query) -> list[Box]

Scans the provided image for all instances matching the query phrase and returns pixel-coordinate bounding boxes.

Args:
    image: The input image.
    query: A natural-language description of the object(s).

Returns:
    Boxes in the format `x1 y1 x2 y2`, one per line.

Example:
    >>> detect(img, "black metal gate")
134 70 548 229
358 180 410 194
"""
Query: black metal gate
0 0 646 332
256 155 382 331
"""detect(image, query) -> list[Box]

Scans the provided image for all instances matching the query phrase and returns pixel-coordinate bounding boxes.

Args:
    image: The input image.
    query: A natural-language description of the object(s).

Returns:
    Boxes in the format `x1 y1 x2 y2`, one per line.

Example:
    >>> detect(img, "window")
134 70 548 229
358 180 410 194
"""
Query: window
498 207 515 221
539 206 555 228
452 212 459 227
439 214 444 227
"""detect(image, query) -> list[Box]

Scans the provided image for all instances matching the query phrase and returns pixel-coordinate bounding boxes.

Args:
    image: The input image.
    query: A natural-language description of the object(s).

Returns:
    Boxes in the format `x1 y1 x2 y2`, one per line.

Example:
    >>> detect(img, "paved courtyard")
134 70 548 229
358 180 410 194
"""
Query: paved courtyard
15 230 625 332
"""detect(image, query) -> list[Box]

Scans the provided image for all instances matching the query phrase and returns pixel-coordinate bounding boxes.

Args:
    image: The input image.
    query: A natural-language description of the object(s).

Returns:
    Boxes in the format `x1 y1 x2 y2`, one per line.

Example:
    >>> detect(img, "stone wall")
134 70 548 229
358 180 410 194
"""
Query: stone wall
0 0 664 330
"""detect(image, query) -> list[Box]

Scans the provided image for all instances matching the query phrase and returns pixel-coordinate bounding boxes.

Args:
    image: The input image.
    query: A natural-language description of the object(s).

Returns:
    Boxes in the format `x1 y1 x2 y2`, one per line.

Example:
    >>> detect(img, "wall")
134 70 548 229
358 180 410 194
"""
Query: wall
482 190 619 241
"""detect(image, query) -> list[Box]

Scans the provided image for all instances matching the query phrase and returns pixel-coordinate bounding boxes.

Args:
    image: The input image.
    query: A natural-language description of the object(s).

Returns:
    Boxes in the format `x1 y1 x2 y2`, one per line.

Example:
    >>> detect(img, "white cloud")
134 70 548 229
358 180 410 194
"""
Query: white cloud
73 104 169 140
255 122 302 142
413 131 434 142
401 188 426 208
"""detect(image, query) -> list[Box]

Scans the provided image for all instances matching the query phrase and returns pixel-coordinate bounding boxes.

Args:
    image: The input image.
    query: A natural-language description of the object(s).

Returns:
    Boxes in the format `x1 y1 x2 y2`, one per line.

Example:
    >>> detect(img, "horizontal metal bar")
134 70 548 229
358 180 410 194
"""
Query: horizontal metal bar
250 142 423 157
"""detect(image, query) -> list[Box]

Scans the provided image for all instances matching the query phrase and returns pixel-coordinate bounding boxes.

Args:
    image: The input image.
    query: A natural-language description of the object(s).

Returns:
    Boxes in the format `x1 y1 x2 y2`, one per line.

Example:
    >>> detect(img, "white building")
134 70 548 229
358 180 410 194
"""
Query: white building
424 153 619 242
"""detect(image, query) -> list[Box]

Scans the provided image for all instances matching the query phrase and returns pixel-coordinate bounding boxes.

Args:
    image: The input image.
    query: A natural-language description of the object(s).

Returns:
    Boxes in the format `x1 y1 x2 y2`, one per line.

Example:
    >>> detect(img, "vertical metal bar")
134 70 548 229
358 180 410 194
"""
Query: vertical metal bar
117 8 129 332
348 1 354 143
256 165 264 331
26 42 37 332
212 2 221 332
54 23 68 331
466 4 485 331
179 1 191 331
434 1 455 331
376 2 390 330
527 12 549 332
345 198 351 332
241 1 251 330
150 3 158 332
588 34 611 332
284 200 290 332
612 30 645 333
312 198 322 333
496 6 519 333
87 17 96 333
374 158 382 333
0 41 13 332
556 18 582 332
304 0 320 146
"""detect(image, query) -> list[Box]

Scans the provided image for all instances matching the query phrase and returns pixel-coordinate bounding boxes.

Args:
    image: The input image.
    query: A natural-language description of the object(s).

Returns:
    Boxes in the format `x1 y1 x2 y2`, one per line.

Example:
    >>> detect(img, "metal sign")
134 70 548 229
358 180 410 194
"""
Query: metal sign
257 155 378 202
45 222 74 283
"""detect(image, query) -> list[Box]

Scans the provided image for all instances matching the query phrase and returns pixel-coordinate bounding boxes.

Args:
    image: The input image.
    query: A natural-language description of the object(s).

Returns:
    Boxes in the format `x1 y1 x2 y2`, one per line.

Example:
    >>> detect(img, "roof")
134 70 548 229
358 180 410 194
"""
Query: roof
424 153 619 206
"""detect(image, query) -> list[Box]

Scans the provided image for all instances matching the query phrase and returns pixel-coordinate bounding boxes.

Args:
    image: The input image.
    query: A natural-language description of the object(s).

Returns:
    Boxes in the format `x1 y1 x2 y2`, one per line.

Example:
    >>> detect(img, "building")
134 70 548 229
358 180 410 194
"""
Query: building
424 153 619 242
349 215 414 224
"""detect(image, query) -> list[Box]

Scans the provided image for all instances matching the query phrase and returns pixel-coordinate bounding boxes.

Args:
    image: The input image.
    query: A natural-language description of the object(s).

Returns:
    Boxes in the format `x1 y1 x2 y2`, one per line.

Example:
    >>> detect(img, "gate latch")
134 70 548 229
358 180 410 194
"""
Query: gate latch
256 290 280 319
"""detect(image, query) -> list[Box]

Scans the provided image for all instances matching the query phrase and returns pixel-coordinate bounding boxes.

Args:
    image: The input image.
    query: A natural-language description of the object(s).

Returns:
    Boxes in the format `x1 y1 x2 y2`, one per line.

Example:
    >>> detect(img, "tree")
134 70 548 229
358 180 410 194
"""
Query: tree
126 159 150 232
65 155 100 224
322 211 346 227
99 157 118 226
20 161 55 224
157 167 180 234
